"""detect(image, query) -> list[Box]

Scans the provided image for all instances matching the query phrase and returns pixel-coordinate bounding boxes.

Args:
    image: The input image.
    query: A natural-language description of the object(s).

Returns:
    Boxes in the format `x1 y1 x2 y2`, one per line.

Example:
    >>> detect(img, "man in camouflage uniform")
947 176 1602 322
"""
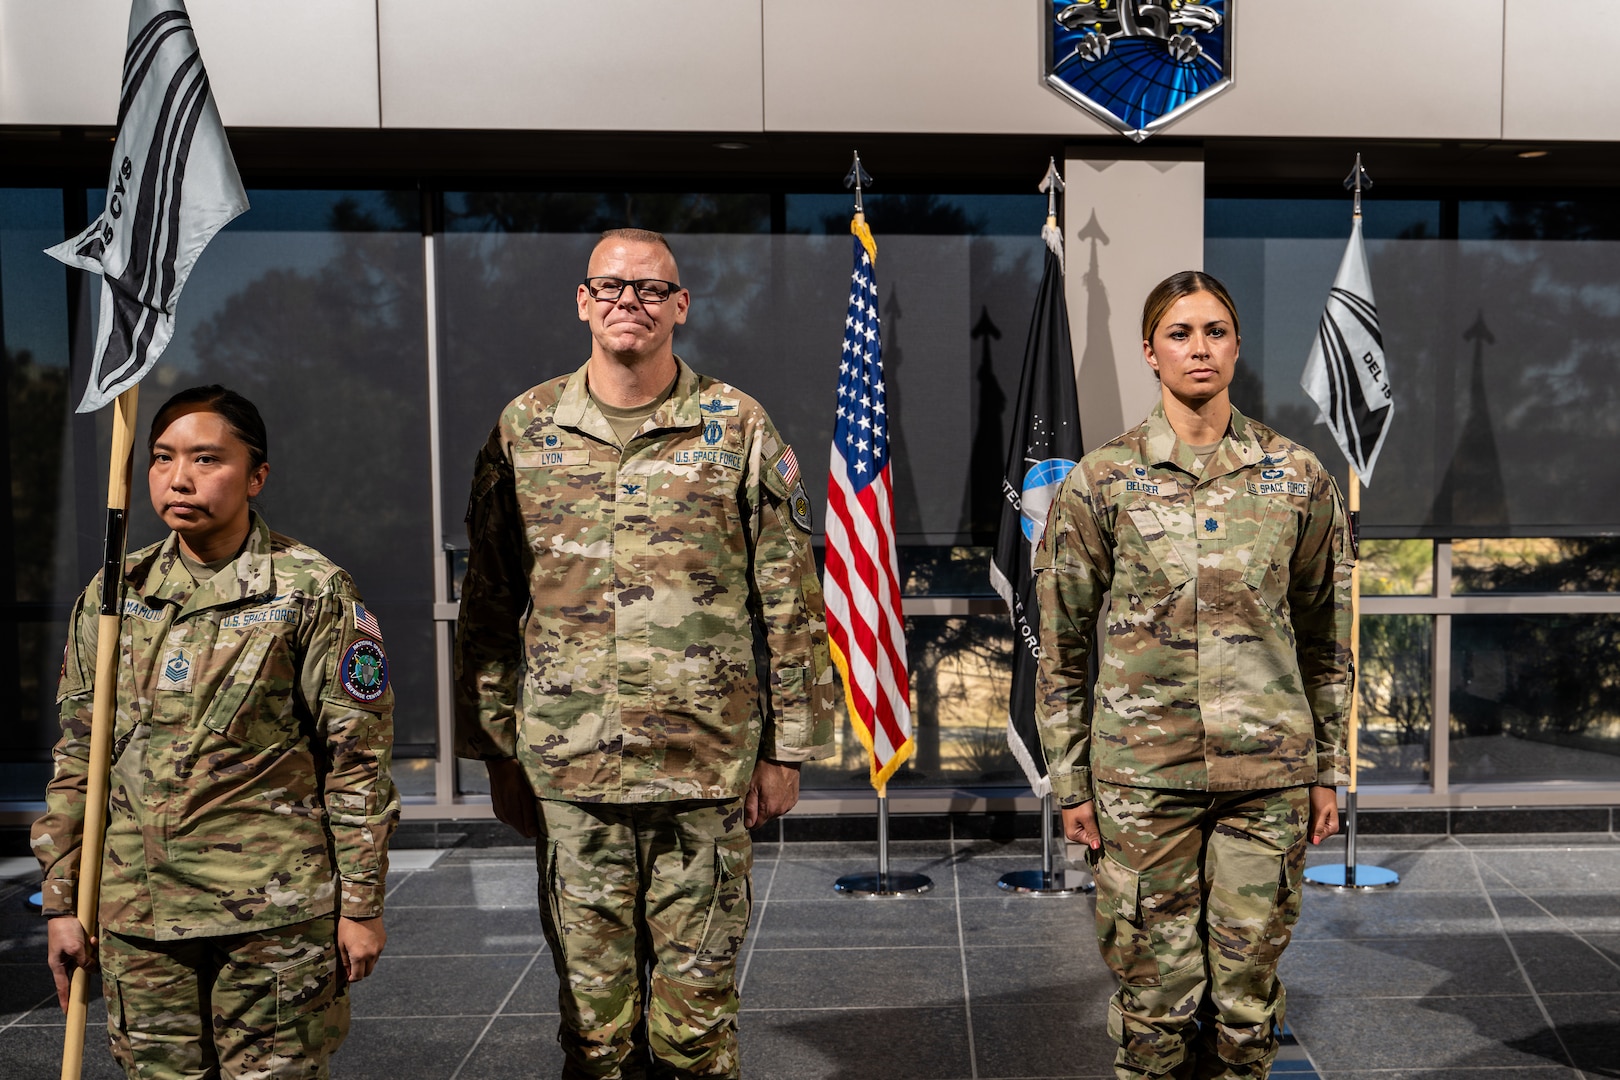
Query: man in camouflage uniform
35 502 398 1077
455 227 835 1078
1036 273 1351 1079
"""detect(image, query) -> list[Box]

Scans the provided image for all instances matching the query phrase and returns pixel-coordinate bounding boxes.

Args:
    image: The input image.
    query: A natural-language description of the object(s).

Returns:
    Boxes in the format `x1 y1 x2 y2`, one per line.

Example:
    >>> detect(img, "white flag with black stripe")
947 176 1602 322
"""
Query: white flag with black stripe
46 0 248 414
1301 217 1393 483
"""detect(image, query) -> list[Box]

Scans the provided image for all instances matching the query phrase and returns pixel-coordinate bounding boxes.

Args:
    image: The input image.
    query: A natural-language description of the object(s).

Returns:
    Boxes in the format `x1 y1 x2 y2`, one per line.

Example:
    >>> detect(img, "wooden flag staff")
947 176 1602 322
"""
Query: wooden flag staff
1305 156 1399 892
61 385 140 1078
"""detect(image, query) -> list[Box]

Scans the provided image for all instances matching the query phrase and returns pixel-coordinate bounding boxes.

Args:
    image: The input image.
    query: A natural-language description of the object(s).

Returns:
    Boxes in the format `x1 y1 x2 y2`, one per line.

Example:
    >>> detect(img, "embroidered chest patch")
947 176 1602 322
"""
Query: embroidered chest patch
158 645 195 692
1198 513 1227 540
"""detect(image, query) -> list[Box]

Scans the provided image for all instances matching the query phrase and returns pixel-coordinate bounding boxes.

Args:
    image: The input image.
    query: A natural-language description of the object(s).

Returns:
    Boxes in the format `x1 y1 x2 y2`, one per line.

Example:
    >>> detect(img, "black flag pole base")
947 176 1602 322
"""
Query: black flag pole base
996 792 1093 896
832 792 933 897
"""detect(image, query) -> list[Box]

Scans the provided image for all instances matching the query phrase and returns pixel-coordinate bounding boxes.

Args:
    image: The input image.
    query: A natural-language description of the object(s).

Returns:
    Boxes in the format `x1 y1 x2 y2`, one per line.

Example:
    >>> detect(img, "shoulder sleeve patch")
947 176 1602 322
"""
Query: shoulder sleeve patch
788 482 814 533
340 638 389 704
763 443 800 501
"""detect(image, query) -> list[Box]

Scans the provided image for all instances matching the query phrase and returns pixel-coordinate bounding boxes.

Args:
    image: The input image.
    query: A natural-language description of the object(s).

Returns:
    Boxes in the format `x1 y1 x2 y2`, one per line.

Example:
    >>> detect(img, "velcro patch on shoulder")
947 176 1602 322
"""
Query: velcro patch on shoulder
789 482 813 533
340 639 389 703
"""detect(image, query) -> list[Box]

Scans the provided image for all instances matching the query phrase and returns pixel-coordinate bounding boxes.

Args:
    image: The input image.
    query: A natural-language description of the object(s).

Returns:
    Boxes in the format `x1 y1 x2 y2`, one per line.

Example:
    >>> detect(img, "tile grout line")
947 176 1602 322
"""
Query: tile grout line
738 839 783 994
1472 857 1620 978
950 835 980 1080
1463 844 1588 1080
0 992 58 1035
445 942 546 1080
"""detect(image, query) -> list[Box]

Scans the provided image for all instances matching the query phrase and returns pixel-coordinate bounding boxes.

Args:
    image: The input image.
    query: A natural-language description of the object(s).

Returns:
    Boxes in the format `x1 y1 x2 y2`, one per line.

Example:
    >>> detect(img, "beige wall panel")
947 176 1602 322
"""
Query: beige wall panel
1 1 134 124
761 0 1114 135
1502 0 1620 141
1065 154 1203 449
378 0 764 131
0 1 381 128
1177 0 1504 139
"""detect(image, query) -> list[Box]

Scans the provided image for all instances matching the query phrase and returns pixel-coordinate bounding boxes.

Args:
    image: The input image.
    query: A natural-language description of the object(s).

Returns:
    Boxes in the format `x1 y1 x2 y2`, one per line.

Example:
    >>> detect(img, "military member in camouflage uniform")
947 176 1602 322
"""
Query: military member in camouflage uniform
36 386 398 1079
1035 272 1351 1079
455 228 835 1078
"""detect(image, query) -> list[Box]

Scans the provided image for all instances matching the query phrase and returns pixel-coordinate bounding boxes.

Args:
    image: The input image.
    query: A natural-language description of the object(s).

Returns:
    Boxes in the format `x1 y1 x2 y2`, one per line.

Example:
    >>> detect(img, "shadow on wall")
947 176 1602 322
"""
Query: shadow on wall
1075 210 1124 446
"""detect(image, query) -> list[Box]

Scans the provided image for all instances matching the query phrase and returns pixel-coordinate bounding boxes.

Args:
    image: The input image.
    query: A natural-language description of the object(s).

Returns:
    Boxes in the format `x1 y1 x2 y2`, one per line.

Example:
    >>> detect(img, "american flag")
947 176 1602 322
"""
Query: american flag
354 602 383 641
823 218 913 792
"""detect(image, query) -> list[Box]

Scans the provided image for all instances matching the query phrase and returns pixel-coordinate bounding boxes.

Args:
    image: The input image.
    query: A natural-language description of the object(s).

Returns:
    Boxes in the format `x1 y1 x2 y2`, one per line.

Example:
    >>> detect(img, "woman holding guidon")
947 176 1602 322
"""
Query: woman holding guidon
35 385 398 1078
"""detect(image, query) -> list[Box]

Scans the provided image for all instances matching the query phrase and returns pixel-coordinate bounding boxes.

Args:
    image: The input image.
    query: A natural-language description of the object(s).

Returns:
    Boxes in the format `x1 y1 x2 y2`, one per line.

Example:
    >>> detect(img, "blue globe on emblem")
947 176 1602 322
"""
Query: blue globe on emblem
1021 458 1077 541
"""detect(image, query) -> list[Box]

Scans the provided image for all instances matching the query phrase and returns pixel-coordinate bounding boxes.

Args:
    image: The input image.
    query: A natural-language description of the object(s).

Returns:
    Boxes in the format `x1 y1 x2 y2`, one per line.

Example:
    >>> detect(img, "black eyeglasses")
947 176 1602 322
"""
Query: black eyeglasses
582 277 683 303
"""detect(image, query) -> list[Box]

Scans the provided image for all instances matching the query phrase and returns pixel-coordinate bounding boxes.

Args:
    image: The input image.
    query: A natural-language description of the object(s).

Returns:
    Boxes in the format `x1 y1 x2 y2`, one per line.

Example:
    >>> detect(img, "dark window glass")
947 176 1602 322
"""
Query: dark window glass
1452 614 1620 785
1452 538 1620 594
1357 614 1432 786
799 613 1016 789
0 189 75 799
1460 197 1620 241
1207 198 1440 240
444 192 769 234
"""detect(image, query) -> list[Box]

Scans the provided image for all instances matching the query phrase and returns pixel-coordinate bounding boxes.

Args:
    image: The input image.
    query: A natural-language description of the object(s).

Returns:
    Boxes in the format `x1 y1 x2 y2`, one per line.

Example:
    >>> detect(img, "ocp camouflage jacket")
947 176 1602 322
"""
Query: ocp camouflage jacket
454 357 836 802
33 515 398 939
1035 403 1352 804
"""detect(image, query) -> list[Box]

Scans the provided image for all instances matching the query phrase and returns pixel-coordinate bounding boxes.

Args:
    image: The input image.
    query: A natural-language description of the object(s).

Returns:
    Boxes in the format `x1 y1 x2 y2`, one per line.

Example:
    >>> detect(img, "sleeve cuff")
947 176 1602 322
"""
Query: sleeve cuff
339 879 386 919
1049 768 1092 807
39 878 75 917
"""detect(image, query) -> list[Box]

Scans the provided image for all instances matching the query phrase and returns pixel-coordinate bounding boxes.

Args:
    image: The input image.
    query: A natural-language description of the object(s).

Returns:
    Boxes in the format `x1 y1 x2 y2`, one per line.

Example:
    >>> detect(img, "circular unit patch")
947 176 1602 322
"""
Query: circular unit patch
341 639 389 702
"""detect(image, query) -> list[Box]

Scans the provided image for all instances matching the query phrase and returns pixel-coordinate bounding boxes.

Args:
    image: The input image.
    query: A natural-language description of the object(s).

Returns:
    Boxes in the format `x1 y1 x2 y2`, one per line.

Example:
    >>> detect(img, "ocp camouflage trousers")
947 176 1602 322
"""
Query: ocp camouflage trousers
1090 783 1309 1080
99 916 348 1080
535 798 752 1079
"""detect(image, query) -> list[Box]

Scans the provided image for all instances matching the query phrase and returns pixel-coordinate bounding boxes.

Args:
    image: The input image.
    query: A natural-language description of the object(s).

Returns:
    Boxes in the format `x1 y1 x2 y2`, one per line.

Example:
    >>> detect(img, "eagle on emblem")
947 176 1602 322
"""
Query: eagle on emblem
1056 1 1223 63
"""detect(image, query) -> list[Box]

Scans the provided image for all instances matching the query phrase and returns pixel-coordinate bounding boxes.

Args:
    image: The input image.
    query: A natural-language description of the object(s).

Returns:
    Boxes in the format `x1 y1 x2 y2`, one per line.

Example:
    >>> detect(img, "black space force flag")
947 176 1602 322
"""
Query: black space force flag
989 222 1083 796
46 0 248 413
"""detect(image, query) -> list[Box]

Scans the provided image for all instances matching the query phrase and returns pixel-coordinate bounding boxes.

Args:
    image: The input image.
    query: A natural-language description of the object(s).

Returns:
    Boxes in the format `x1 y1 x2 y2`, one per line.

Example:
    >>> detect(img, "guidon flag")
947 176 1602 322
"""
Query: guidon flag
1300 216 1393 483
46 0 249 414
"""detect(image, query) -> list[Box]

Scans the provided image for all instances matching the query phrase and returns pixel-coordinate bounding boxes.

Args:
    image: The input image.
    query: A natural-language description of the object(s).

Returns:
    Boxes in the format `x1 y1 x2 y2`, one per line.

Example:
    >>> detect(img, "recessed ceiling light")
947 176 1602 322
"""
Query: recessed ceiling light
1517 149 1549 159
714 141 750 151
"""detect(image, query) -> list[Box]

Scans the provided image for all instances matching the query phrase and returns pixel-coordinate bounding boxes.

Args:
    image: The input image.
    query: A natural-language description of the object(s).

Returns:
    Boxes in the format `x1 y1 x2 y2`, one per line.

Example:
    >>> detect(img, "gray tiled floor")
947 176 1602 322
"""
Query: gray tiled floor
2 832 1618 1078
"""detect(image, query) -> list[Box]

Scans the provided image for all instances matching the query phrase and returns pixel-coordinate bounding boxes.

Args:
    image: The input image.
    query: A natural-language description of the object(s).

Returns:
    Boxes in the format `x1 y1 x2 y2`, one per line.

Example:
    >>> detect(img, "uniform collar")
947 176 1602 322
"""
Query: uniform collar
553 356 704 444
132 513 277 617
1143 401 1266 479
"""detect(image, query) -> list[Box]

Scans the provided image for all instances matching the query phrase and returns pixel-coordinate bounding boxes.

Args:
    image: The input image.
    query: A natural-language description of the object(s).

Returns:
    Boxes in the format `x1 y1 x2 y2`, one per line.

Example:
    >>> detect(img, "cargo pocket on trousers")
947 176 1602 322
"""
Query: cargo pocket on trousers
1220 837 1303 972
683 833 753 983
1090 848 1160 986
275 941 341 1071
102 969 135 1074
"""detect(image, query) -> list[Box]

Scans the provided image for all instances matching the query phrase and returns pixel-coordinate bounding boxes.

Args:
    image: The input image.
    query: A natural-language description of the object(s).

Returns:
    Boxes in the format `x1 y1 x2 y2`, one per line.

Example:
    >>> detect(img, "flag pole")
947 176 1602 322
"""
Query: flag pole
1305 154 1399 892
997 158 1088 897
61 384 140 1079
827 152 928 898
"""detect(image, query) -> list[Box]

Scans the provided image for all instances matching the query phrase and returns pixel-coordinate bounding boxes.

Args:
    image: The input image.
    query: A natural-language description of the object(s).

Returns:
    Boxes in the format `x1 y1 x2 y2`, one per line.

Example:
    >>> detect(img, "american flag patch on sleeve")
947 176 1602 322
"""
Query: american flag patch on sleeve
775 446 800 489
354 602 382 641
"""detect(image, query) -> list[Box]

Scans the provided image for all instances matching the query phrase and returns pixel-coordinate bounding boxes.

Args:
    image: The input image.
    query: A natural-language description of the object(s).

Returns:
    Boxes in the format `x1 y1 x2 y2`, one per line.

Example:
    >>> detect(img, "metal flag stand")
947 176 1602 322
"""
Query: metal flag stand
828 151 931 899
833 791 934 897
994 160 1089 898
997 792 1089 895
1305 154 1399 893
